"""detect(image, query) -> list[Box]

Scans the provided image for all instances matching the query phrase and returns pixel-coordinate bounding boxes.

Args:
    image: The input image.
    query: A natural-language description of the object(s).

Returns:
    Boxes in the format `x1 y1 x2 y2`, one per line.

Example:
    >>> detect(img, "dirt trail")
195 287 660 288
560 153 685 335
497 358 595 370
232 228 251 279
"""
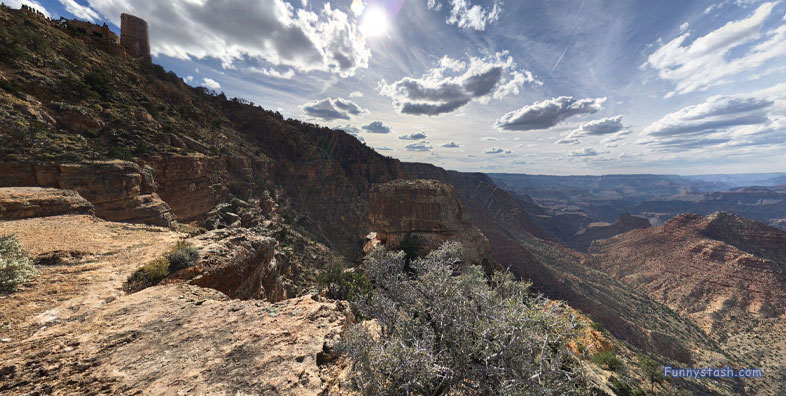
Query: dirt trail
0 215 182 333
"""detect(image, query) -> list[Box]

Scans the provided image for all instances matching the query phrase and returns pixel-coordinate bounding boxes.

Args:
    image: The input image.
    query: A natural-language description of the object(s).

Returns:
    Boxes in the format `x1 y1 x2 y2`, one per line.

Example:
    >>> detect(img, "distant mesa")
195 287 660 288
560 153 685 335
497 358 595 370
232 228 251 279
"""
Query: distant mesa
569 213 651 252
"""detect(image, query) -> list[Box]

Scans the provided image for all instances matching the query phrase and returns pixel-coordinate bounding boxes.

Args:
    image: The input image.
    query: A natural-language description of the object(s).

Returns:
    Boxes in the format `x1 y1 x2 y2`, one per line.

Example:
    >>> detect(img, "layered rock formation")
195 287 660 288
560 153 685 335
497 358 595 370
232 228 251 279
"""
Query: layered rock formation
0 161 175 226
588 212 786 395
0 187 93 219
181 228 283 301
569 213 651 252
365 179 493 268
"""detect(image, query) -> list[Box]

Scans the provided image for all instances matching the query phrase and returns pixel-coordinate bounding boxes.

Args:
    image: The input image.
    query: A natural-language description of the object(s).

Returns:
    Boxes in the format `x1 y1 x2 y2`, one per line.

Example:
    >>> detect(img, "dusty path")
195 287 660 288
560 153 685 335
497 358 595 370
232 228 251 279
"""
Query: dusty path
0 215 182 332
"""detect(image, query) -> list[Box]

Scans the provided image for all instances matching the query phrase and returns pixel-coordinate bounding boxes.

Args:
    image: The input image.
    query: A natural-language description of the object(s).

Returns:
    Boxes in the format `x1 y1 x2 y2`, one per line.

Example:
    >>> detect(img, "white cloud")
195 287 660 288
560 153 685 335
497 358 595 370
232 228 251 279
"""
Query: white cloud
4 0 49 16
350 0 366 16
640 83 786 151
569 147 600 157
441 141 461 148
184 75 194 83
249 67 296 79
202 78 221 90
399 132 428 140
644 2 786 96
482 136 503 141
379 51 538 116
429 0 502 31
680 22 690 33
349 91 364 97
59 0 100 22
494 96 606 131
302 97 367 121
405 142 434 151
86 0 371 77
483 147 511 154
375 146 393 151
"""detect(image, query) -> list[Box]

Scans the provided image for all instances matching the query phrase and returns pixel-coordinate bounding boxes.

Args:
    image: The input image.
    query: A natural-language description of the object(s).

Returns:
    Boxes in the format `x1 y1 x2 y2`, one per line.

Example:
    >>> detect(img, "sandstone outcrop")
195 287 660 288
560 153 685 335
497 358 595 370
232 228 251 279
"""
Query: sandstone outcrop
0 187 93 220
569 213 651 252
365 179 493 268
0 215 352 396
0 161 175 226
182 228 285 301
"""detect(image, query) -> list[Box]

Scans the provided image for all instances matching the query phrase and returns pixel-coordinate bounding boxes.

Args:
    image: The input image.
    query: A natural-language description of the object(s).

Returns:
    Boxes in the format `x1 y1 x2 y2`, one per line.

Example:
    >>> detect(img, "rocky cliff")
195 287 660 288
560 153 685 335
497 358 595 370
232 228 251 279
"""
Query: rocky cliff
588 212 786 396
569 213 651 252
365 179 493 269
0 187 93 219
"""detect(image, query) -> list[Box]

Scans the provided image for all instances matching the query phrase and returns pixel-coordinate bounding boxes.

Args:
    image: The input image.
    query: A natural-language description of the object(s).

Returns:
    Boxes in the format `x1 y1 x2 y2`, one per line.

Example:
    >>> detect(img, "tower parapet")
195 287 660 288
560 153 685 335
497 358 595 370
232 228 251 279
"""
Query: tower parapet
120 13 150 62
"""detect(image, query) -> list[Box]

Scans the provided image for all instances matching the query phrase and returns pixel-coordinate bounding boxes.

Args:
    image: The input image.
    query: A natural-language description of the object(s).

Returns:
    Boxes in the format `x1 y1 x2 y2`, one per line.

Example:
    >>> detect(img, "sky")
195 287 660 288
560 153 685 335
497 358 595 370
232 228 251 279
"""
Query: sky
11 0 786 175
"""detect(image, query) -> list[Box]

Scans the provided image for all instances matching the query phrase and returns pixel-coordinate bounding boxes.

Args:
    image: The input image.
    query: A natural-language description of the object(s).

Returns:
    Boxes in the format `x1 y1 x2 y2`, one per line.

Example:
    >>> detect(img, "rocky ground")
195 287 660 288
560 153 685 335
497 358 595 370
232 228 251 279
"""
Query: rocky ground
0 215 353 395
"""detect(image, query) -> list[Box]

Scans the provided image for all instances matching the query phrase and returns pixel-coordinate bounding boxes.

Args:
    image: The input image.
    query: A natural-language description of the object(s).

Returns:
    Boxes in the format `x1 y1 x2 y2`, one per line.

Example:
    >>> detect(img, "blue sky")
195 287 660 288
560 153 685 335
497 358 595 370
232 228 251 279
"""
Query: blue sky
13 0 786 175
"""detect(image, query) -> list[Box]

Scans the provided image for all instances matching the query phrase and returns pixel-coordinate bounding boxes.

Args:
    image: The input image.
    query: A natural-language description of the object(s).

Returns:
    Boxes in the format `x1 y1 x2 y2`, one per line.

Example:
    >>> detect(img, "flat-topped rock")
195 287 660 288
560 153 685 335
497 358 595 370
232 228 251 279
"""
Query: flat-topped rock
0 187 94 220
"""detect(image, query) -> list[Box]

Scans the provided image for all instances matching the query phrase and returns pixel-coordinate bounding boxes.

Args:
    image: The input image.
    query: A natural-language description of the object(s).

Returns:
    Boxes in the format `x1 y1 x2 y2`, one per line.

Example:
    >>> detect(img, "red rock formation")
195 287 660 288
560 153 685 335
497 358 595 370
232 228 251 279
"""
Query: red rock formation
183 228 293 302
588 212 786 392
0 161 175 226
0 187 94 220
365 179 493 268
570 213 651 252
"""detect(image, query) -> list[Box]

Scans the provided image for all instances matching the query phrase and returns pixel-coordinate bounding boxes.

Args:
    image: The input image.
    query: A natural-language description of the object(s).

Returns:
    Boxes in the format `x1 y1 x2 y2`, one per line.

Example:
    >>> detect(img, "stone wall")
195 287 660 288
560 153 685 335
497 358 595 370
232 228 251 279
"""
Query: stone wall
120 13 150 61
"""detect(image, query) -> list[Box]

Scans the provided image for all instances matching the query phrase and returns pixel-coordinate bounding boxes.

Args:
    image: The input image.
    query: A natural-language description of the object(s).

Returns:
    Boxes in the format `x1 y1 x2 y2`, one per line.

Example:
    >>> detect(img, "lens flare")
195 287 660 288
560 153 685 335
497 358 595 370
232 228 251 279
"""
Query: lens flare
360 7 389 37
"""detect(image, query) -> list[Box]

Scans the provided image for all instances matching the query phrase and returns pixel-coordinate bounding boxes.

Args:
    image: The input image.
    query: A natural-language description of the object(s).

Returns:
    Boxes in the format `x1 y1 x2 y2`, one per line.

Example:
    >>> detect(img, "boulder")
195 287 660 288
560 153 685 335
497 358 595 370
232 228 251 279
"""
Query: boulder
0 187 94 220
184 228 286 301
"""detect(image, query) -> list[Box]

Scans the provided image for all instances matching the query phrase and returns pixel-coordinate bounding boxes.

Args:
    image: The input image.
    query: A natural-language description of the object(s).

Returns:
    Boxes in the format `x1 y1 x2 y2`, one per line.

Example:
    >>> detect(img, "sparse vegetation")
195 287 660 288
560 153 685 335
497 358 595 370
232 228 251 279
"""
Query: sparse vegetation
166 240 199 272
317 258 371 302
608 376 645 396
338 242 587 395
123 257 170 293
0 234 36 293
592 350 623 371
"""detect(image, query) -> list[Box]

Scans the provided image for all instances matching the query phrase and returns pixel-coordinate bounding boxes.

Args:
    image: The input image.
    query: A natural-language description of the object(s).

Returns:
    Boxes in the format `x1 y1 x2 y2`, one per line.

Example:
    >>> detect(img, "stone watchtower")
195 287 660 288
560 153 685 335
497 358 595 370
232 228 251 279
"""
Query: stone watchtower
120 13 150 62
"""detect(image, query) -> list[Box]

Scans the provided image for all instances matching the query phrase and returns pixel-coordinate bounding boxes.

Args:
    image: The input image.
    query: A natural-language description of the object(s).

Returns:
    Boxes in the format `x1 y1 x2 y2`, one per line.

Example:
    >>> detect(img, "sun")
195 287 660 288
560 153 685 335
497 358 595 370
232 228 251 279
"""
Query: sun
359 7 390 38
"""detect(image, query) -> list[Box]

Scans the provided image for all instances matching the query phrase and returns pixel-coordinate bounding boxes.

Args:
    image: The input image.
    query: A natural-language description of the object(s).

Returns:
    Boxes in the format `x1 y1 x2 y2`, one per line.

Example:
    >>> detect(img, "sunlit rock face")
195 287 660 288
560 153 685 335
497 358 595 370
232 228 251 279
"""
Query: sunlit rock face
365 179 494 269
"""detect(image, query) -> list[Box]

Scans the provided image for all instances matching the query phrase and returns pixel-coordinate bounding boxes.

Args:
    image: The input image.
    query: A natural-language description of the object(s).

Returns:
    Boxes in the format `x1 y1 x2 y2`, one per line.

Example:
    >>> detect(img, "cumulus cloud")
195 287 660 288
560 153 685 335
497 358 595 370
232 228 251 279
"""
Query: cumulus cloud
559 115 628 144
428 0 502 31
483 147 512 154
640 83 786 151
59 0 100 22
202 78 221 90
441 141 461 148
569 147 600 157
494 96 606 131
349 91 364 97
85 0 371 77
302 97 367 121
679 22 690 33
399 132 428 140
5 0 49 16
643 2 786 96
334 124 361 135
363 121 392 134
405 142 434 152
379 52 539 116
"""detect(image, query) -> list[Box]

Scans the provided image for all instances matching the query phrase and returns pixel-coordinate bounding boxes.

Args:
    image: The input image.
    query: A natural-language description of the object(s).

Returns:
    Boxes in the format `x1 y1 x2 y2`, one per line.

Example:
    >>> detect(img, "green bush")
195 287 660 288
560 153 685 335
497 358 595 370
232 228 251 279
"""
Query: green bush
592 351 623 371
318 258 371 301
84 70 114 99
167 241 199 272
338 243 587 395
124 257 169 293
608 376 645 396
0 234 36 293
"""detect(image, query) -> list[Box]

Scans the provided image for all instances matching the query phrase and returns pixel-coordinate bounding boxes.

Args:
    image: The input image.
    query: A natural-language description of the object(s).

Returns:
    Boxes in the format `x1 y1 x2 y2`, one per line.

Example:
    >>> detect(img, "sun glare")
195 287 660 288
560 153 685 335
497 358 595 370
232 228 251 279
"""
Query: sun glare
360 7 389 38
